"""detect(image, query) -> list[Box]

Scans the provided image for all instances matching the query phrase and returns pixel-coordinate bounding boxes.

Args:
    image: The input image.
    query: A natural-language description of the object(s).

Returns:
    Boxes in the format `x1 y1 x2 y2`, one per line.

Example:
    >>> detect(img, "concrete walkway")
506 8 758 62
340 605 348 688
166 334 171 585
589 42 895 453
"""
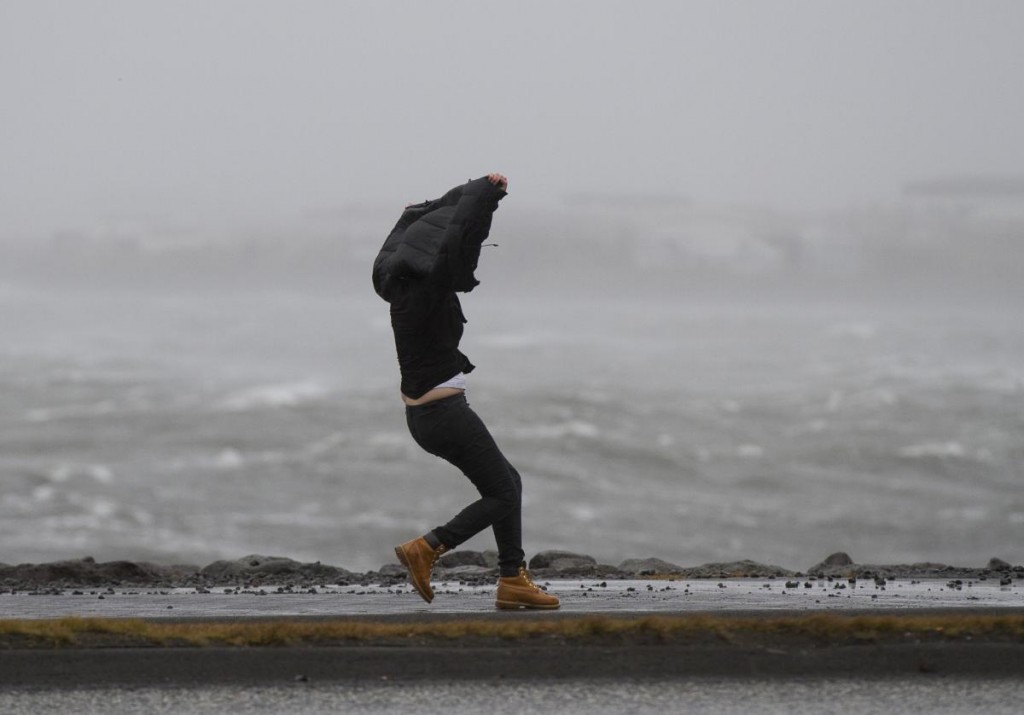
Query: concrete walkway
3 577 1022 620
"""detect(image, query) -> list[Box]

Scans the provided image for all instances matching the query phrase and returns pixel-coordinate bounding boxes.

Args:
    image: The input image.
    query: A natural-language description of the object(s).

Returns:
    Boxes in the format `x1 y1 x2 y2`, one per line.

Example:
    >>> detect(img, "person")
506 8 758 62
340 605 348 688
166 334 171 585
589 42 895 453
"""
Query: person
372 172 559 610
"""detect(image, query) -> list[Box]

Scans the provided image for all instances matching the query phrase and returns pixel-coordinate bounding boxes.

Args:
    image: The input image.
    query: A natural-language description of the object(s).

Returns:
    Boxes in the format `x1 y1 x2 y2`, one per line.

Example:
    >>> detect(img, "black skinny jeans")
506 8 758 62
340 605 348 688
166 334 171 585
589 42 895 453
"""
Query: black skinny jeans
405 393 524 577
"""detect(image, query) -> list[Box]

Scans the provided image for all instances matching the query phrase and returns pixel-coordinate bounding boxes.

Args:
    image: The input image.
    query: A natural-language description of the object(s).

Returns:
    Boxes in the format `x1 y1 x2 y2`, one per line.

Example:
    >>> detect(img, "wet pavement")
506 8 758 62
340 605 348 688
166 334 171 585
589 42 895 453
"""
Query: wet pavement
3 577 1023 620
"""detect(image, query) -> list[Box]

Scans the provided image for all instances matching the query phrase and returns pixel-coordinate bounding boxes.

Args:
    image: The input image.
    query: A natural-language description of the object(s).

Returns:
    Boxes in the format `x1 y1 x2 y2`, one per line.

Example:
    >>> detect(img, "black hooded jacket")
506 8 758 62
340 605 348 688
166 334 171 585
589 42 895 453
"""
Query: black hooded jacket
373 177 506 398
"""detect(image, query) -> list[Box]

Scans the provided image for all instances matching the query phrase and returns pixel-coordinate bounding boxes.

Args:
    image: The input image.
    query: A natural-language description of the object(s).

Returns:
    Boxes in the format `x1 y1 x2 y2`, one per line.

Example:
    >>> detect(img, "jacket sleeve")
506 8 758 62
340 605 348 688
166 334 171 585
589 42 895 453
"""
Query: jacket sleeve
436 177 506 292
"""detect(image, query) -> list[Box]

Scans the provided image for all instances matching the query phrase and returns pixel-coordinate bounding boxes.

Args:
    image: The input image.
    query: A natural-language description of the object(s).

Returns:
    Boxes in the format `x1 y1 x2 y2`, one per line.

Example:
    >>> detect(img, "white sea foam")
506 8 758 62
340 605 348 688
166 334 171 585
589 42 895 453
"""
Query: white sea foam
568 504 599 522
230 509 337 528
367 432 409 448
515 420 600 440
163 449 246 472
937 506 989 521
219 380 329 411
736 444 764 459
899 441 967 459
47 463 115 484
301 432 347 457
88 498 118 519
27 402 117 422
213 449 245 470
32 485 55 502
348 510 406 529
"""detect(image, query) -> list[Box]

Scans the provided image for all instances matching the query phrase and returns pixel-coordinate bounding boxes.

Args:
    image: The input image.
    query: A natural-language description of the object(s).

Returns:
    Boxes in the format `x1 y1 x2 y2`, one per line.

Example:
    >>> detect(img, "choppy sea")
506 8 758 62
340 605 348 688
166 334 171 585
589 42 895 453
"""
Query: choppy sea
2 284 1021 572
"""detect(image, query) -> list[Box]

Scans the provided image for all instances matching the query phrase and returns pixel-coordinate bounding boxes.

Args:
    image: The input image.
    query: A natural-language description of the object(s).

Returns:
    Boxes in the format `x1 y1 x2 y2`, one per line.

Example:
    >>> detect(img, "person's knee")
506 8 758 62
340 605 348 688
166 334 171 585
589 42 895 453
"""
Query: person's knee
505 462 523 495
493 482 520 513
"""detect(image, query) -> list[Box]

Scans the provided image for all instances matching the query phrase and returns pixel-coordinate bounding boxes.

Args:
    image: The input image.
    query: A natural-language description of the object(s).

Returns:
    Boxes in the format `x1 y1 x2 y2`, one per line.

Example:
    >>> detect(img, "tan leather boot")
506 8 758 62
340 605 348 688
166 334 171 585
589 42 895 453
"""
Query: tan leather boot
394 536 448 604
495 564 560 610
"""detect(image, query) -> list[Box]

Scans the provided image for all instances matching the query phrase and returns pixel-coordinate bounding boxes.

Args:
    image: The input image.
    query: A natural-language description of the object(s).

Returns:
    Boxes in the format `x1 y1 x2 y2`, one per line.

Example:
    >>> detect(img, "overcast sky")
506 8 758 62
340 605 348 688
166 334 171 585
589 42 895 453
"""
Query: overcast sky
2 0 1023 240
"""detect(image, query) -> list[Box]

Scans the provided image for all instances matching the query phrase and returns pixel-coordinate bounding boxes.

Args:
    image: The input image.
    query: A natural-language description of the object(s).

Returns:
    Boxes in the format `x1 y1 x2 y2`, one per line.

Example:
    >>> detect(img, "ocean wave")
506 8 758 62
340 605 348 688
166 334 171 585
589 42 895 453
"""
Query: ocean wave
27 401 118 422
162 436 353 474
211 449 245 470
346 509 407 529
229 508 337 528
32 485 56 502
23 386 176 421
218 380 330 411
47 463 116 484
514 420 601 440
567 504 601 522
735 444 765 459
898 441 967 459
164 449 247 472
367 432 410 449
300 432 347 457
936 505 989 521
823 387 898 414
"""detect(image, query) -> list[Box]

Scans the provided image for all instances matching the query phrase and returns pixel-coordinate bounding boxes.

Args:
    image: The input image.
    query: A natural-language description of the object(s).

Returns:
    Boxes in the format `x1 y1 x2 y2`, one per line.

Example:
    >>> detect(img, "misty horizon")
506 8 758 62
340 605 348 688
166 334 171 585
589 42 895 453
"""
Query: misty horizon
4 1 1024 242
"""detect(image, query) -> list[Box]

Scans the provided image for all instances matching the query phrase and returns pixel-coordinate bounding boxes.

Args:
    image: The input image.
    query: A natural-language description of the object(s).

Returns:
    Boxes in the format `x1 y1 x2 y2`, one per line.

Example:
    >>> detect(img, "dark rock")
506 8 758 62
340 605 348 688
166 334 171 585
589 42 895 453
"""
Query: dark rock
681 560 795 578
988 557 1011 571
528 550 597 571
807 552 853 575
377 564 406 578
618 557 684 575
439 550 488 568
198 555 352 585
0 557 199 588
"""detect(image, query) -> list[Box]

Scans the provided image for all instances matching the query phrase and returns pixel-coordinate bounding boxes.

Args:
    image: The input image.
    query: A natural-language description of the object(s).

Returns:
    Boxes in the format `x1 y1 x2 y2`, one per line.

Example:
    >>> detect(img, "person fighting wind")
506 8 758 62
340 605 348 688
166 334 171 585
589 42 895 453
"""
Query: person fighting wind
372 172 558 610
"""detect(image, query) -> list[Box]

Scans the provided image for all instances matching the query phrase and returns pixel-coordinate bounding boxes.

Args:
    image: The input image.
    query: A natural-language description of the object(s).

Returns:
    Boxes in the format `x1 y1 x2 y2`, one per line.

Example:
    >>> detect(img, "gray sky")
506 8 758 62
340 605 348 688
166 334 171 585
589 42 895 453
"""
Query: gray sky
2 0 1023 240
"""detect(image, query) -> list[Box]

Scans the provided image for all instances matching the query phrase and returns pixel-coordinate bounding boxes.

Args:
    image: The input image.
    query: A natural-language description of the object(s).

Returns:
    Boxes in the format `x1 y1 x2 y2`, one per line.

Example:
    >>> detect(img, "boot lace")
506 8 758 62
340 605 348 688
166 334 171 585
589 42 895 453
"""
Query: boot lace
519 565 543 591
430 544 449 569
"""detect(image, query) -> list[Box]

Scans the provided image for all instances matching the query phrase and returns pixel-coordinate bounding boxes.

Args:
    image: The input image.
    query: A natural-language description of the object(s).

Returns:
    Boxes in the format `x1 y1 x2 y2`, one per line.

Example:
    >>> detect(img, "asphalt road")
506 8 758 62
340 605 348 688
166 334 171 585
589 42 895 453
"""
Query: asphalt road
3 677 1024 715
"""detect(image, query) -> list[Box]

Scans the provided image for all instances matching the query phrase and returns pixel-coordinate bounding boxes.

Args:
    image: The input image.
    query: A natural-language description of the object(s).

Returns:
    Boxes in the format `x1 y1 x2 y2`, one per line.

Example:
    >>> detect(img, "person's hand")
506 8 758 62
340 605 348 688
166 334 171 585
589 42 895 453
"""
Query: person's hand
487 173 508 191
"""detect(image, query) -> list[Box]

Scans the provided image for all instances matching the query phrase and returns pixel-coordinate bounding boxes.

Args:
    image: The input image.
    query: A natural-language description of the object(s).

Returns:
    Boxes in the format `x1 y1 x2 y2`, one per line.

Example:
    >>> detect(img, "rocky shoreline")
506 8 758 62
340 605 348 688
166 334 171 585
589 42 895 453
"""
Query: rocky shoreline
1 550 1021 592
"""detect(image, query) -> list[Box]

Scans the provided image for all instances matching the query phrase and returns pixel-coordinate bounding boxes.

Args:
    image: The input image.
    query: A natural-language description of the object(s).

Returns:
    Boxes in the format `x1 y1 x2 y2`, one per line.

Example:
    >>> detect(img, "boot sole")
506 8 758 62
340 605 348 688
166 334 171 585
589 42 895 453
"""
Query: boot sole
495 600 560 610
394 545 433 604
